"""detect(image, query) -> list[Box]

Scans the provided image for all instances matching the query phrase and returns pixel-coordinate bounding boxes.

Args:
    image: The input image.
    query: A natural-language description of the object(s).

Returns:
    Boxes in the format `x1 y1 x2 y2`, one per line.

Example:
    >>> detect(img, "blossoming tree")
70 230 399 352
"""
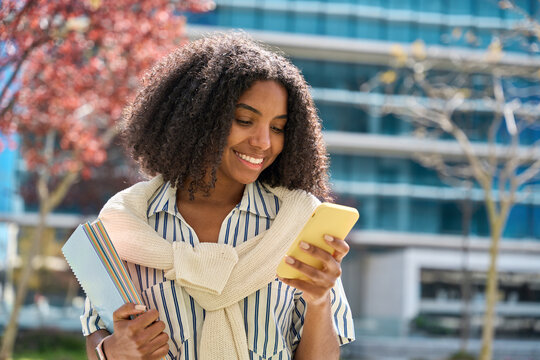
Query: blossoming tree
0 0 212 358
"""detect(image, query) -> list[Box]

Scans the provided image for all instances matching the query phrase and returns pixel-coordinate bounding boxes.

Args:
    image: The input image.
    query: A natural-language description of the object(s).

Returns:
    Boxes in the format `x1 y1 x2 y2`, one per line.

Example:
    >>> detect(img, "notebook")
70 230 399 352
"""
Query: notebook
62 219 143 331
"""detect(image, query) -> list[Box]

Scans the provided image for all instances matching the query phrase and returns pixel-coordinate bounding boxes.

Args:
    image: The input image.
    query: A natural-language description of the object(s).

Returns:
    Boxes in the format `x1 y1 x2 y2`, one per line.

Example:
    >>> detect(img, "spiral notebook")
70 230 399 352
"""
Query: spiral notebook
62 219 143 331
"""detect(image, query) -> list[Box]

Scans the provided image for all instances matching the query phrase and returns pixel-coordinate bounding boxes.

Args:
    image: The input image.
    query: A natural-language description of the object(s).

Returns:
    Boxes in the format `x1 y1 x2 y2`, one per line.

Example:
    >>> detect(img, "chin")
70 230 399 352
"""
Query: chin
236 176 259 185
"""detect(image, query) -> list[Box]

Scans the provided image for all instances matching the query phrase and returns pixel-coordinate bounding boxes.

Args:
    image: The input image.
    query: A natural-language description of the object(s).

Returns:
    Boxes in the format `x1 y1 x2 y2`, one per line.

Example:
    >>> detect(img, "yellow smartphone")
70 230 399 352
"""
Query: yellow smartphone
276 202 359 280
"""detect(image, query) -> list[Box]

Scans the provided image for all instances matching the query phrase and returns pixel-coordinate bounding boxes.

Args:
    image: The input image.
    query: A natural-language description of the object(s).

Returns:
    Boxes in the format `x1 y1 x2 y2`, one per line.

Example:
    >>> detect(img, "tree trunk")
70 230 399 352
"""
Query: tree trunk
459 191 473 352
0 167 79 360
0 206 47 360
479 222 503 360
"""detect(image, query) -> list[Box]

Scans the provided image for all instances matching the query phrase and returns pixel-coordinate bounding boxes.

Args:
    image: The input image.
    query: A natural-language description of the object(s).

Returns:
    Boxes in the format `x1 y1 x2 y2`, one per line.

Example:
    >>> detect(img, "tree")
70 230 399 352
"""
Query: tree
0 0 213 358
370 3 540 359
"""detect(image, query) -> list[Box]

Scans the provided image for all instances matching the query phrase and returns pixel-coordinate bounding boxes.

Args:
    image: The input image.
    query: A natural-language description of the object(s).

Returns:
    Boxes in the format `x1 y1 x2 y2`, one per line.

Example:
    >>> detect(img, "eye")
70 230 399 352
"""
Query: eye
235 119 252 126
271 126 284 134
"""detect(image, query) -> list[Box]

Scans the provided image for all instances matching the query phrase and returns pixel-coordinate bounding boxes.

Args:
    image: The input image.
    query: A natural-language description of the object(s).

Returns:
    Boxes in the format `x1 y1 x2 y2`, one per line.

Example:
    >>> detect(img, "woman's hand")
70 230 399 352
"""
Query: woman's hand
278 234 349 306
103 303 169 360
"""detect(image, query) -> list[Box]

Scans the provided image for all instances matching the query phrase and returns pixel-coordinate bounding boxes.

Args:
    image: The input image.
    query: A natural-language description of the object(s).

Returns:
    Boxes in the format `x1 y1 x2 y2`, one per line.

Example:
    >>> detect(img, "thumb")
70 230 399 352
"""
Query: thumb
113 303 146 321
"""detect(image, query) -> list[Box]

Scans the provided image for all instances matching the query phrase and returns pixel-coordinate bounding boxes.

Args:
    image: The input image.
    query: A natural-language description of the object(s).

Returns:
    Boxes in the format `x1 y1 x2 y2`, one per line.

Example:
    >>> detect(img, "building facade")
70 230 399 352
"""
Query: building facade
0 134 21 307
184 0 540 349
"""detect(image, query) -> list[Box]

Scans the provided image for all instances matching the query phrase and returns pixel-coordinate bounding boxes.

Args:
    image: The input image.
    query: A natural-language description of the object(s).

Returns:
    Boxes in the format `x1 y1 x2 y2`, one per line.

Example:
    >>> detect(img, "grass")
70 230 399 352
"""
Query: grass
11 329 86 360
14 349 86 360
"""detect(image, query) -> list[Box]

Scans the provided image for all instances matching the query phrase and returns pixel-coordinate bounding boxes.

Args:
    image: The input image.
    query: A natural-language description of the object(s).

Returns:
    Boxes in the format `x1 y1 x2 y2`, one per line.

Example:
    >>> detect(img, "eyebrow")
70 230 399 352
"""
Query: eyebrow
236 103 287 120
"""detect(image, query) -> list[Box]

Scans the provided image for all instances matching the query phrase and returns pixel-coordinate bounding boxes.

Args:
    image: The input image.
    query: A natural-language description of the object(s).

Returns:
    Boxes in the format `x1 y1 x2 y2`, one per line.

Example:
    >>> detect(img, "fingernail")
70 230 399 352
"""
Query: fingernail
324 235 334 242
299 241 310 250
285 256 295 265
135 305 147 311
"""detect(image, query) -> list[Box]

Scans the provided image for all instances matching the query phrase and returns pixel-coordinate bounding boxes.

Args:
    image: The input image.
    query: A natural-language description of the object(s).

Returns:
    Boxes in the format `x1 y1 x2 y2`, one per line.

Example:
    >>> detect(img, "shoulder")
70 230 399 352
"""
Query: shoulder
99 175 166 219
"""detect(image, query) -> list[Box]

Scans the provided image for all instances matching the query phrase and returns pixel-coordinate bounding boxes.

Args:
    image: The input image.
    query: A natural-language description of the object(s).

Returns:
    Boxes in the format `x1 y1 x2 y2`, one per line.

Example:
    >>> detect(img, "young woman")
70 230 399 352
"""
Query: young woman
83 33 354 360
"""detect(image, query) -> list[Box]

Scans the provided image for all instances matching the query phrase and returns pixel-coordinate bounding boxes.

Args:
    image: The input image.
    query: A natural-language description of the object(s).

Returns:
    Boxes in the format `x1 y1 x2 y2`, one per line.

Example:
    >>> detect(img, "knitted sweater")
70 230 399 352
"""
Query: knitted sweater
98 175 320 360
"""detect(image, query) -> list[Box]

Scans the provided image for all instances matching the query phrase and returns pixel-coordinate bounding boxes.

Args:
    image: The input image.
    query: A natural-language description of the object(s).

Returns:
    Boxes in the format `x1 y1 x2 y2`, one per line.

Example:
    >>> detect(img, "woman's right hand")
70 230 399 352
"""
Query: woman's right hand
103 303 169 359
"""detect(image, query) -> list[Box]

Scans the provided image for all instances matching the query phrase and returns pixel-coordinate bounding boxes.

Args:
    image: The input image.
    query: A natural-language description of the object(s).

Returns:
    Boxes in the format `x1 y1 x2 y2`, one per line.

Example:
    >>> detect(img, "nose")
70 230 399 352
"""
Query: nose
249 125 271 150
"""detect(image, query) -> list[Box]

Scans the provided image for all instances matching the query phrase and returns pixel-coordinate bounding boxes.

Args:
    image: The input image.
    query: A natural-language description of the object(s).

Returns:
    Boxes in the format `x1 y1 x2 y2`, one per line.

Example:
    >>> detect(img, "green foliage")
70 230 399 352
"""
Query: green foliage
411 314 454 336
447 351 477 360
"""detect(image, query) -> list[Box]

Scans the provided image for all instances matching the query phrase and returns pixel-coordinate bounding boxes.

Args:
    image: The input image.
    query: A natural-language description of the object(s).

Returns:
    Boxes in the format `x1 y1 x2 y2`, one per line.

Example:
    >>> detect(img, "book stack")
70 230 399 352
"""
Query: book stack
62 219 143 331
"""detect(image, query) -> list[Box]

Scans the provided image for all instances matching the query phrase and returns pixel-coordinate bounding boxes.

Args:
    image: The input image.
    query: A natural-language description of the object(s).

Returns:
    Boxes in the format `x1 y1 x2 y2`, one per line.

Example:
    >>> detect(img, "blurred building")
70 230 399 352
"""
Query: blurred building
0 134 22 308
183 0 540 348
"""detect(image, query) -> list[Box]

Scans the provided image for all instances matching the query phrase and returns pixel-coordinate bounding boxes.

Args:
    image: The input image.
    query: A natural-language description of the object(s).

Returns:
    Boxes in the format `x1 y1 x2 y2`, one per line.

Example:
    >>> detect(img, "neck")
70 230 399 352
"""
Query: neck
177 178 246 207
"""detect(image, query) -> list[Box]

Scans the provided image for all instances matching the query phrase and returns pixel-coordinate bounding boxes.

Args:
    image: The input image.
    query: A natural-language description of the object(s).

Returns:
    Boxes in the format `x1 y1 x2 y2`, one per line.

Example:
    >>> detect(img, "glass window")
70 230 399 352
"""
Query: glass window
410 161 443 186
292 59 323 86
183 11 219 26
329 154 350 181
387 21 414 43
216 8 234 27
262 10 288 32
356 0 382 6
356 64 383 90
377 158 402 183
512 0 534 17
322 62 358 90
476 0 502 18
439 201 463 235
502 6 523 21
417 24 442 45
520 126 540 146
376 196 400 230
231 8 257 29
471 73 490 94
504 204 532 238
501 31 531 52
294 59 384 91
292 13 320 35
388 0 413 10
476 29 494 49
324 15 353 37
452 112 490 142
318 103 368 133
354 197 367 230
355 18 386 40
460 27 481 48
380 113 403 135
533 203 540 239
336 194 362 229
443 0 472 15
471 204 490 237
349 156 376 182
418 0 443 13
410 199 440 233
439 25 454 45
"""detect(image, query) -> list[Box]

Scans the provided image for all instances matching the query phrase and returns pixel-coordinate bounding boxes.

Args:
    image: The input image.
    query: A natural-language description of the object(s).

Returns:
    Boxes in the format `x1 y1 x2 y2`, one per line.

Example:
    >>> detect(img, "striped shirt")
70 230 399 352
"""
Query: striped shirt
81 181 355 359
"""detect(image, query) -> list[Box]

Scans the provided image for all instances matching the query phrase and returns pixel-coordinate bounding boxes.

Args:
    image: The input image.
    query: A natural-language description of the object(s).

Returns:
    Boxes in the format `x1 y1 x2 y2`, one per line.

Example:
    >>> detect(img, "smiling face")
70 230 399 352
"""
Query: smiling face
217 80 288 188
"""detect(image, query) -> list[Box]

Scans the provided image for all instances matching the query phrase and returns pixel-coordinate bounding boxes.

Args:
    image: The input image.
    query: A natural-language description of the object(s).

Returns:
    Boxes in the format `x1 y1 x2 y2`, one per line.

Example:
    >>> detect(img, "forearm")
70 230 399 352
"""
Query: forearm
86 329 111 360
294 294 339 360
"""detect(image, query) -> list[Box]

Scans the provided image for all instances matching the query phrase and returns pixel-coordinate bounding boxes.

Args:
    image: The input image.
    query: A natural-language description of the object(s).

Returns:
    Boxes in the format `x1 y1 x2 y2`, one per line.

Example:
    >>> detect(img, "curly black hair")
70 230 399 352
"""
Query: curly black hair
121 32 331 201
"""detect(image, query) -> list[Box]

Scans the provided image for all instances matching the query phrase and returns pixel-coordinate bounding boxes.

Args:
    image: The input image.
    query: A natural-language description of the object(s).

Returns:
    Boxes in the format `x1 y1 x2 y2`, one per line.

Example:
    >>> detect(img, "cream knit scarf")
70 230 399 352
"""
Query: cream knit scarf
98 175 320 360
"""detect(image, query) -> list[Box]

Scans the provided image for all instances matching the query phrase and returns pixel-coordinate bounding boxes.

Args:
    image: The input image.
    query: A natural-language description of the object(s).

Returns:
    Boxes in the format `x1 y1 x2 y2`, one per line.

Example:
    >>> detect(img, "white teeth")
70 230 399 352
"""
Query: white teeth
235 151 263 165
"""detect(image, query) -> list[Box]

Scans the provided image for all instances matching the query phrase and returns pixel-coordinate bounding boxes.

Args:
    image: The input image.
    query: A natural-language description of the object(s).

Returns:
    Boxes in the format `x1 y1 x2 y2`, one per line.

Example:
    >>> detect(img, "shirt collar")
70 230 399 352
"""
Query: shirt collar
147 181 279 220
146 181 178 218
236 181 278 220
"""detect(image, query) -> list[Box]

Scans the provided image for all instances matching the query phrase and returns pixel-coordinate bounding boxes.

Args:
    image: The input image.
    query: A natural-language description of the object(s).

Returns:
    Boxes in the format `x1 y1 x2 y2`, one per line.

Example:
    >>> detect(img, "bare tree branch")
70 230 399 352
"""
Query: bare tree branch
0 52 27 108
487 112 503 174
45 170 80 213
516 158 540 186
0 94 17 120
0 35 49 111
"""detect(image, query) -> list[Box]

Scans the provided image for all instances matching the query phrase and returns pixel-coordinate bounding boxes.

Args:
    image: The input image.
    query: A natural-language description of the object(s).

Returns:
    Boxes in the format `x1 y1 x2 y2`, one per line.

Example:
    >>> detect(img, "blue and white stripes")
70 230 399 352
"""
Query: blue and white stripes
81 181 354 359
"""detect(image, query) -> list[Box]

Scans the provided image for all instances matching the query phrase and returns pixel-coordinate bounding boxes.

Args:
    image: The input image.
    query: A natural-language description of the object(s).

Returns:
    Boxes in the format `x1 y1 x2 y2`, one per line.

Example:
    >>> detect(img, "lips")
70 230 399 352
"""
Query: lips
233 150 264 168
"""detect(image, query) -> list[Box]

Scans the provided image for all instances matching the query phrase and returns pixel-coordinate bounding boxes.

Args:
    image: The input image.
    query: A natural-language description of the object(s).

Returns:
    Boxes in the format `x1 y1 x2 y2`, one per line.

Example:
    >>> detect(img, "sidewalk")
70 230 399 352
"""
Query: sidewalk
343 336 540 360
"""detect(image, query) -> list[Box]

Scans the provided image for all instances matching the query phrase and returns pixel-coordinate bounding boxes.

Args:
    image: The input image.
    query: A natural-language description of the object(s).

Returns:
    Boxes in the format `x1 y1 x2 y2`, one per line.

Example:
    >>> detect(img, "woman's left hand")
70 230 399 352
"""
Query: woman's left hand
278 234 350 306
